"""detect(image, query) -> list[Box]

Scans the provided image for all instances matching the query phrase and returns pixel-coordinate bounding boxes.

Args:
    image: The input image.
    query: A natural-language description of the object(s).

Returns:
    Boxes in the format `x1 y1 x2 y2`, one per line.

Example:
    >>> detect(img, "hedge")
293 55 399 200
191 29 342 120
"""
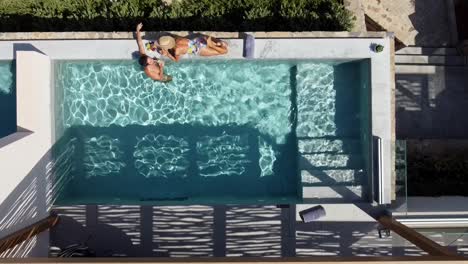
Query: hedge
0 0 354 32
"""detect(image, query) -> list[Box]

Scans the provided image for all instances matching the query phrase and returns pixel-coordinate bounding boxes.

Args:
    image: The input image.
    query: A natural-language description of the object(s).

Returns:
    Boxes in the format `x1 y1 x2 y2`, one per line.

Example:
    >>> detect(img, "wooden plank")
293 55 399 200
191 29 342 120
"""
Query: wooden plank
0 214 59 254
377 215 461 257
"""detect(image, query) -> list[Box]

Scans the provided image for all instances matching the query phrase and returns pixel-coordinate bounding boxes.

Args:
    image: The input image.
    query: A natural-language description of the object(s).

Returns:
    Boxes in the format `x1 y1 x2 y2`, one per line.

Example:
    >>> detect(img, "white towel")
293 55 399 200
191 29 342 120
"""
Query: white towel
144 40 162 58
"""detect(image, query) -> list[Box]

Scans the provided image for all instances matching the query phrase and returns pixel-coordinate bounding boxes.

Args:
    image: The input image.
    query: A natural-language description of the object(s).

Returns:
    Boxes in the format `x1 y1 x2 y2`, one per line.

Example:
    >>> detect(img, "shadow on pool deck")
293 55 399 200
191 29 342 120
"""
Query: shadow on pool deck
49 203 423 257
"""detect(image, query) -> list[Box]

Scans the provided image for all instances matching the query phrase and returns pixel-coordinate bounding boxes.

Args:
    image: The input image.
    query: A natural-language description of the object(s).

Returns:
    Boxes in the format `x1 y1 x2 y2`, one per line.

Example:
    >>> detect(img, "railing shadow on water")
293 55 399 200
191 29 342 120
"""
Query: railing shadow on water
53 123 299 205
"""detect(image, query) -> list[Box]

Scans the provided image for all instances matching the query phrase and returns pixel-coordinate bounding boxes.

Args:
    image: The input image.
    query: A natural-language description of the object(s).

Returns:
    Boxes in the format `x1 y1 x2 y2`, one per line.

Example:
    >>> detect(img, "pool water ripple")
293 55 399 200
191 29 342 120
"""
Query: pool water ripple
53 59 360 204
58 60 294 144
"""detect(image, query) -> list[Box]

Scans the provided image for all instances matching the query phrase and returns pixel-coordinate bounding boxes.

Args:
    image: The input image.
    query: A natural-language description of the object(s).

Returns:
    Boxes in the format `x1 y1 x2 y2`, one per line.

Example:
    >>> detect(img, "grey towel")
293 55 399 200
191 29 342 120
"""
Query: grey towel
299 205 326 223
243 34 255 59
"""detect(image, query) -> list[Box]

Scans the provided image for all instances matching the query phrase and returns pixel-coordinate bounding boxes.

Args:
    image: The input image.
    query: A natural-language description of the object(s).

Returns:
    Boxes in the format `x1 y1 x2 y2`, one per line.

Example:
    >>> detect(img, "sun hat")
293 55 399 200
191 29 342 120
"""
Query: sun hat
158 36 176 50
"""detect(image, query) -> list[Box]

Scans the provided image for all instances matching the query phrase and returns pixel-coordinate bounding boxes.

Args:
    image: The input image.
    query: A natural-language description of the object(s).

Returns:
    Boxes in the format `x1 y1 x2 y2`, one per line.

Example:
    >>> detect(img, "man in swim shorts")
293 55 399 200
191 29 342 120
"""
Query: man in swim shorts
135 23 172 82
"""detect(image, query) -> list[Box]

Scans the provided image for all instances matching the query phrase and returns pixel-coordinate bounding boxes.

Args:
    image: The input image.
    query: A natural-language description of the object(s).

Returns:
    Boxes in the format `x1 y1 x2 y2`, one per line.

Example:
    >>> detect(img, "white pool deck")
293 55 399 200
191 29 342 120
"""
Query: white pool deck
0 34 394 217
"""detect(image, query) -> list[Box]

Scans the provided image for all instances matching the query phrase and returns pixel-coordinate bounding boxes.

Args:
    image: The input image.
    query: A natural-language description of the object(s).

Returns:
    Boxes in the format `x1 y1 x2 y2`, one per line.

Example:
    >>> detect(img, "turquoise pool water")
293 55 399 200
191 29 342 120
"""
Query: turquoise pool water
53 59 370 204
0 62 15 138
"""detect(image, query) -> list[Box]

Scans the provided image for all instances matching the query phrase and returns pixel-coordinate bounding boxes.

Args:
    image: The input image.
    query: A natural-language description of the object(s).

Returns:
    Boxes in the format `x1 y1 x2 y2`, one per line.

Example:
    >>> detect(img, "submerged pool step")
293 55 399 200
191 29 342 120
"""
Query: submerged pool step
299 153 364 169
301 169 365 185
298 138 361 154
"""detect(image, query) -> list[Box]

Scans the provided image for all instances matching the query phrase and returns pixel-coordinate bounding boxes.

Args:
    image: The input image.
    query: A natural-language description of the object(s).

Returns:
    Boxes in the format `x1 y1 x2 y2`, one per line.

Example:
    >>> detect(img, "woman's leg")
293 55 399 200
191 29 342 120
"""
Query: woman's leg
206 36 228 54
207 36 223 47
199 47 226 56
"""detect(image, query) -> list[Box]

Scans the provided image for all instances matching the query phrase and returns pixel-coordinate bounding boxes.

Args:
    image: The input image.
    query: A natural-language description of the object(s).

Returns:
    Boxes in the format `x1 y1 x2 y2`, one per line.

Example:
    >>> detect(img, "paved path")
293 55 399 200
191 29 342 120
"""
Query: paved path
344 0 366 32
364 0 454 46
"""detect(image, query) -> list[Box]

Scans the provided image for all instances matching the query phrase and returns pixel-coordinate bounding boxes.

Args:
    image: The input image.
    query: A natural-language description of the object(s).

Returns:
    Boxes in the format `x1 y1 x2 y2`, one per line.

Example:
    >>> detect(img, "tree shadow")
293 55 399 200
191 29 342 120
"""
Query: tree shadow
408 0 454 46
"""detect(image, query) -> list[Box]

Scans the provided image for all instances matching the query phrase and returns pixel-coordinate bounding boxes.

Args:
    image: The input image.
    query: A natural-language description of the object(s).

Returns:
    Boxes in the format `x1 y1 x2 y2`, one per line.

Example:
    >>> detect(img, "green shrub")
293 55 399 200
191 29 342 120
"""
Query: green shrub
0 0 353 32
375 44 384 52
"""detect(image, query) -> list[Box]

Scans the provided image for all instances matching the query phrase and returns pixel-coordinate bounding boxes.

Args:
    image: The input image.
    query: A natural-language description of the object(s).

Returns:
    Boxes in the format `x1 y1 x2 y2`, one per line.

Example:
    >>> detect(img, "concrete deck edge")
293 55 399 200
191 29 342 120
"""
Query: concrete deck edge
0 31 388 40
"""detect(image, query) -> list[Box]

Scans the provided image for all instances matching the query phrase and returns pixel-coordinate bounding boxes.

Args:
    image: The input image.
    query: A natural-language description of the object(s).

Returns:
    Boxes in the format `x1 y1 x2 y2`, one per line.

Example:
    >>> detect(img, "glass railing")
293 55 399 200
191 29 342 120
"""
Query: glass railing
417 229 468 256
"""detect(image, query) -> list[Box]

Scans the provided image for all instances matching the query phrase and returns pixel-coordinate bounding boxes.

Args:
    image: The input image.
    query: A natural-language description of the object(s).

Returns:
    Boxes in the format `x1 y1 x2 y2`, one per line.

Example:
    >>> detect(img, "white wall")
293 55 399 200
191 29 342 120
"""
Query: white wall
0 51 52 257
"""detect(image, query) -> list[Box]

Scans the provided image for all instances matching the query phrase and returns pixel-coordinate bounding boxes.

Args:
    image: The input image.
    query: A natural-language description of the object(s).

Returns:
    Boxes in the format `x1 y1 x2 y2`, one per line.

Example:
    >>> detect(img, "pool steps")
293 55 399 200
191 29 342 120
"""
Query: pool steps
301 170 366 185
295 62 367 202
300 153 363 169
298 138 361 154
298 138 366 202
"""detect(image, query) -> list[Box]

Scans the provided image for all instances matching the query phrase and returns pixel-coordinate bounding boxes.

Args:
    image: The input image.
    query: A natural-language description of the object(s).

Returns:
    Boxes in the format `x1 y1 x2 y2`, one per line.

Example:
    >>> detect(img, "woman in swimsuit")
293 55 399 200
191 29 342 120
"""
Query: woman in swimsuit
155 34 228 62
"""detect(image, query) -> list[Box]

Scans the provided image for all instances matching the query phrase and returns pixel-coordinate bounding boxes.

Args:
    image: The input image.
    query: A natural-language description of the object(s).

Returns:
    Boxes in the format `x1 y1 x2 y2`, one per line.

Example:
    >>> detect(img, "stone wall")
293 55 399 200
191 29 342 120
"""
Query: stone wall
362 0 417 46
344 0 366 32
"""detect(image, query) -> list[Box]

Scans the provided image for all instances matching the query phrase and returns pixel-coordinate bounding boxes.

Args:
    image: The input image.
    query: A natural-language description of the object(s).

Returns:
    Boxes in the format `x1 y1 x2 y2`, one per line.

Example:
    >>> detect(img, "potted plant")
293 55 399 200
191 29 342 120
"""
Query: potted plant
372 43 384 53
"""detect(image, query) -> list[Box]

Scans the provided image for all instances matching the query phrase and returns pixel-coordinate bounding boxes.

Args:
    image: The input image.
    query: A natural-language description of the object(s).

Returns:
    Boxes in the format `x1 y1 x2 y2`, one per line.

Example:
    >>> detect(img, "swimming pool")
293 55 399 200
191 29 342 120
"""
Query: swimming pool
52 59 371 204
0 61 15 138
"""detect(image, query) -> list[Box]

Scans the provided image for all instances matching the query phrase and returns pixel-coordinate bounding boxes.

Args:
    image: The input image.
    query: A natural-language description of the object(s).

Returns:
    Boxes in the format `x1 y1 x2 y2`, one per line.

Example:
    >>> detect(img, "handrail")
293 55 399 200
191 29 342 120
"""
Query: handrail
376 136 384 204
373 136 386 204
377 215 461 258
0 214 59 254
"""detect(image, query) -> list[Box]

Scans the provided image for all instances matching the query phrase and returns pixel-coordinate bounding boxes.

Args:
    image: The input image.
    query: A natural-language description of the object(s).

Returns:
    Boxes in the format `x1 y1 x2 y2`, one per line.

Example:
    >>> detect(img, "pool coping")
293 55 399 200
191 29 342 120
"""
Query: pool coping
0 31 395 205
